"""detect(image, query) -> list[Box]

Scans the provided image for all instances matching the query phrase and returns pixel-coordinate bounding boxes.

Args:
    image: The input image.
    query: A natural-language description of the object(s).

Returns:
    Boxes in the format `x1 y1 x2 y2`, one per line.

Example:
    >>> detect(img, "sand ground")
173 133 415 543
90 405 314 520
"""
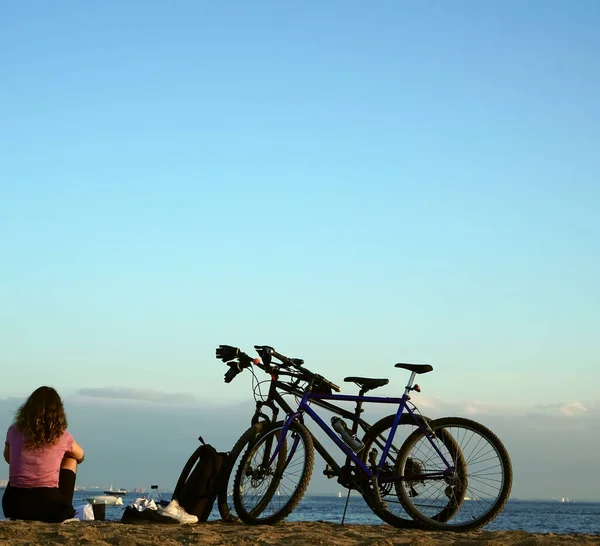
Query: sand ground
1 520 599 546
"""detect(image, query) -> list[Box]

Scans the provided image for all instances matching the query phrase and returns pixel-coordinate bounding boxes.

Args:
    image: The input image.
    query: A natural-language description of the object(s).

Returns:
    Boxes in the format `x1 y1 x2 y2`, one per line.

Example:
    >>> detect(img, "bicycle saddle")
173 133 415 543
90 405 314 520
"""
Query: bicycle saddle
394 363 433 374
344 377 389 392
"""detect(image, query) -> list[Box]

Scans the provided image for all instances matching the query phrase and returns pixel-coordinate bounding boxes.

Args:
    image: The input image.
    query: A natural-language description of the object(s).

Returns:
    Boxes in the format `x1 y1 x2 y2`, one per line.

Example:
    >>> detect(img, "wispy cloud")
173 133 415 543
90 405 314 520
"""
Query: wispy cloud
414 396 523 416
412 396 597 419
535 401 590 417
75 387 199 405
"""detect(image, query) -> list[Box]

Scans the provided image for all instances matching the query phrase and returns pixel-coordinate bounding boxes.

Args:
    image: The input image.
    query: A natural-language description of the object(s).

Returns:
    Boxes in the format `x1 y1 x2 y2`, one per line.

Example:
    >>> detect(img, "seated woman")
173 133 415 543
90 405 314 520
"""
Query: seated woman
2 386 85 522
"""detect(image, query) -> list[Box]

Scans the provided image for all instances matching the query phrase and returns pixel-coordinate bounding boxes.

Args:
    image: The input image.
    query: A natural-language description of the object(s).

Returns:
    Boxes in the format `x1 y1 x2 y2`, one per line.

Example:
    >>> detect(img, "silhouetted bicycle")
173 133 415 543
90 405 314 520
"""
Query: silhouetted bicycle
216 345 435 528
217 345 512 531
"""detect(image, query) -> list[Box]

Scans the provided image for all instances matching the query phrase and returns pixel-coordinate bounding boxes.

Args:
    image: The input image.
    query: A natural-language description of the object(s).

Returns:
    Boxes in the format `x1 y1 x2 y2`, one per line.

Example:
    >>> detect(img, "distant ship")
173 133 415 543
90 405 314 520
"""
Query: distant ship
103 485 127 496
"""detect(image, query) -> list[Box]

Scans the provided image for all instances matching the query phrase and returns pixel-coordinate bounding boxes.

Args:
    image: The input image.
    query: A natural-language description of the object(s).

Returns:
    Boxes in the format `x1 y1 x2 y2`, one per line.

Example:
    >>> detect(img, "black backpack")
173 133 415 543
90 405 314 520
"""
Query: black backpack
172 436 228 522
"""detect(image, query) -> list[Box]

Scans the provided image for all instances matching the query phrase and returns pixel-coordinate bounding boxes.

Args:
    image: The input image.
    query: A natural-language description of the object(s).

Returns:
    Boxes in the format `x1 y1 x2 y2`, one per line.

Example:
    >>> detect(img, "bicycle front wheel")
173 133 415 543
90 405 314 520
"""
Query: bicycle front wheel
233 420 314 525
361 414 464 528
397 417 512 532
217 421 273 522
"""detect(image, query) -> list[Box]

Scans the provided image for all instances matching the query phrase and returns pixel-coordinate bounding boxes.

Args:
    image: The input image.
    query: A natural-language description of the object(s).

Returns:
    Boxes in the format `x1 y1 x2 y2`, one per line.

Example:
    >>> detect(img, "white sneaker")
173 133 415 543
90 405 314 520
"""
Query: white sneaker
157 499 198 524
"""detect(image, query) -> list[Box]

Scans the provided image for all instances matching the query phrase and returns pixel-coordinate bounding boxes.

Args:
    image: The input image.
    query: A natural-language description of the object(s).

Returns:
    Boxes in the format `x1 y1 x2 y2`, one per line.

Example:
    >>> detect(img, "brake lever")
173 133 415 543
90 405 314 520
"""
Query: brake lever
254 346 273 369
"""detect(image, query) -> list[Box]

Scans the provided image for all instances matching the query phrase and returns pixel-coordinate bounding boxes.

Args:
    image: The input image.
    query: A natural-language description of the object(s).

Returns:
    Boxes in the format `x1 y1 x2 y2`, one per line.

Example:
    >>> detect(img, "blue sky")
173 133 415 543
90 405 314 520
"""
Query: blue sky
1 1 599 497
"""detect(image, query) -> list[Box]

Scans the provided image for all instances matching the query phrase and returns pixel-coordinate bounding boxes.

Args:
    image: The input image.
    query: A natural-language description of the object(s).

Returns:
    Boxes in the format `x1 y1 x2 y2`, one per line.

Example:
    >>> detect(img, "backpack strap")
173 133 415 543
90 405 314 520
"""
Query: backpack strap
173 442 215 500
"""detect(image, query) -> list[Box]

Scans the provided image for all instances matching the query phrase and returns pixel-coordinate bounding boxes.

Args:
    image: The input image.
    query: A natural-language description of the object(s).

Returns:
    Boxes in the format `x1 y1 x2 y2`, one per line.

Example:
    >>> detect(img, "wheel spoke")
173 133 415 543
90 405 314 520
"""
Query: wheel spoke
233 422 314 524
395 417 512 532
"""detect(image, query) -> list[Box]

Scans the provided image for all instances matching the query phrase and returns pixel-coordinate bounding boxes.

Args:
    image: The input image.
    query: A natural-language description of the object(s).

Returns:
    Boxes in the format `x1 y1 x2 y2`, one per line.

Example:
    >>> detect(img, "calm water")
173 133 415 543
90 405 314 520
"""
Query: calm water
1 490 599 535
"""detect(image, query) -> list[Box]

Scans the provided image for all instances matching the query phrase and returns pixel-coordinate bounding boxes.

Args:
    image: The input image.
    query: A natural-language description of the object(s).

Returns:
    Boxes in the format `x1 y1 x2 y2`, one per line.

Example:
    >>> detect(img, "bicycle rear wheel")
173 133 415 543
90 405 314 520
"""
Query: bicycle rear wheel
360 414 464 528
233 420 314 525
396 417 512 532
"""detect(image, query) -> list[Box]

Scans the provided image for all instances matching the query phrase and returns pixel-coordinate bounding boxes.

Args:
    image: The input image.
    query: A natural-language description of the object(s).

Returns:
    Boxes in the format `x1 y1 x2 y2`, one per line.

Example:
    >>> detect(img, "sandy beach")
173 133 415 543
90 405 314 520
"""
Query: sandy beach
0 520 598 546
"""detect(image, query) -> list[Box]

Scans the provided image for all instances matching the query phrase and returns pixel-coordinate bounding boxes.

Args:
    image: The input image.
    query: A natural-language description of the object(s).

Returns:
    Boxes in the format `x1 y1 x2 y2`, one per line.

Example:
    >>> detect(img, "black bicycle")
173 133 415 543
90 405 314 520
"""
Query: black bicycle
215 345 476 529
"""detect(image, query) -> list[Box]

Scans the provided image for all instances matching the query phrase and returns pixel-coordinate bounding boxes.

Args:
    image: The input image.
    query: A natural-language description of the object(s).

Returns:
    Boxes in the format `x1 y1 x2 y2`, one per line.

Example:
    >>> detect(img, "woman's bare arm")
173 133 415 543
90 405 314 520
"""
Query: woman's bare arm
68 440 85 464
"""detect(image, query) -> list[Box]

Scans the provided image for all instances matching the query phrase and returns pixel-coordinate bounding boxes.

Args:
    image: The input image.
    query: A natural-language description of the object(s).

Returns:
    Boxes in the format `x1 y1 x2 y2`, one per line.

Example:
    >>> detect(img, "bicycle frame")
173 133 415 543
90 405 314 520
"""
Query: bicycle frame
250 375 378 440
234 354 453 493
272 388 454 488
225 346 512 531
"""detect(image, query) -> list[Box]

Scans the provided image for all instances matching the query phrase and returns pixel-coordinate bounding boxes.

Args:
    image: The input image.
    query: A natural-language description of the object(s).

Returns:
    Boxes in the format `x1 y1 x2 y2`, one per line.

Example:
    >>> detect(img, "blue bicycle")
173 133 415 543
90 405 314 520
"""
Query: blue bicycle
221 345 512 532
216 345 437 528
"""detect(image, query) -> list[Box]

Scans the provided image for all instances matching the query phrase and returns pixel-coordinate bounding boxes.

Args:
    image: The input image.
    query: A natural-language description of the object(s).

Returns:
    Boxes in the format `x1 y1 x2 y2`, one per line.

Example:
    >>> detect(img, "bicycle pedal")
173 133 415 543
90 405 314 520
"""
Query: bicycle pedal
323 465 336 479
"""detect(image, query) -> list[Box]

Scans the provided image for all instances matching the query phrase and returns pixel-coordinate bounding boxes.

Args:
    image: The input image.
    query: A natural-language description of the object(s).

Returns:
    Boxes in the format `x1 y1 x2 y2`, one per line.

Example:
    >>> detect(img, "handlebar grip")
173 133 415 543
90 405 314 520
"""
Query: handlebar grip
329 381 341 393
270 348 291 365
216 345 240 363
315 374 341 393
224 365 241 383
223 352 258 383
270 348 305 368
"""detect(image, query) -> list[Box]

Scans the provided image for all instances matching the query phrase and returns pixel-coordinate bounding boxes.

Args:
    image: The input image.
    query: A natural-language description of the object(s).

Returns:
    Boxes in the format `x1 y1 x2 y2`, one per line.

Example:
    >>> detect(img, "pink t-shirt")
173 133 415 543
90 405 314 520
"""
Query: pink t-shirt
5 425 75 488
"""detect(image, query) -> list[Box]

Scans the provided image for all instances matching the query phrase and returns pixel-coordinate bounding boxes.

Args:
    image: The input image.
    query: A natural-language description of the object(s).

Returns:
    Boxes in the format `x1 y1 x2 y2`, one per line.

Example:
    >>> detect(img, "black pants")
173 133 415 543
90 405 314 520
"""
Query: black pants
2 469 76 522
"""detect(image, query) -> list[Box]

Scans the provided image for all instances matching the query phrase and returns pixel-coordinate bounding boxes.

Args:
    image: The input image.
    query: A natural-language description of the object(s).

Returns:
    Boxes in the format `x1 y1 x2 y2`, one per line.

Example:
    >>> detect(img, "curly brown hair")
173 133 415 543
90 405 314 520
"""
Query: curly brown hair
14 386 68 449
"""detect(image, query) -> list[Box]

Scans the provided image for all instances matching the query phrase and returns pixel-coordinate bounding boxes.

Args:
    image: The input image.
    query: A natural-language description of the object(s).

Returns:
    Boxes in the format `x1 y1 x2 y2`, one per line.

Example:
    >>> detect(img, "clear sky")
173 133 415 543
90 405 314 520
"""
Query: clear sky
1 1 599 499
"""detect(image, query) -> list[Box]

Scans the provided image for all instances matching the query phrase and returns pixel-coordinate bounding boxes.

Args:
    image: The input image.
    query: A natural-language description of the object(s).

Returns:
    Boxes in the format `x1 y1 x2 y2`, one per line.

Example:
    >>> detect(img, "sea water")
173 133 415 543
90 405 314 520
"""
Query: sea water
286 496 600 535
1 491 599 534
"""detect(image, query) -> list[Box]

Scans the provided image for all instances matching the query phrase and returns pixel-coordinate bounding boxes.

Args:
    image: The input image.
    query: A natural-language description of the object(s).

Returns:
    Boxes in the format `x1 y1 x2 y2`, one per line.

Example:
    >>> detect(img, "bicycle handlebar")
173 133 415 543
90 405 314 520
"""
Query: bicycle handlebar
216 345 259 383
254 345 304 368
216 344 341 392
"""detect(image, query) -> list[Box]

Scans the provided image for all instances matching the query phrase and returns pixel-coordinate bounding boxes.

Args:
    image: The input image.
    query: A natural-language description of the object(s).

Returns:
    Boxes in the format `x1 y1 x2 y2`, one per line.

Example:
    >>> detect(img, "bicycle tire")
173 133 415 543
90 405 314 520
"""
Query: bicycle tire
360 414 464 528
217 421 269 522
233 420 314 525
396 416 512 532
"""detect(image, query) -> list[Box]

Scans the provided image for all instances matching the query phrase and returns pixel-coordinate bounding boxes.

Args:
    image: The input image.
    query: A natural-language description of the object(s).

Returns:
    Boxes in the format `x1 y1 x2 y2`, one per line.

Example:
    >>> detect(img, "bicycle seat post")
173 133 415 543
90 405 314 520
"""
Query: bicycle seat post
404 371 417 396
343 387 366 438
